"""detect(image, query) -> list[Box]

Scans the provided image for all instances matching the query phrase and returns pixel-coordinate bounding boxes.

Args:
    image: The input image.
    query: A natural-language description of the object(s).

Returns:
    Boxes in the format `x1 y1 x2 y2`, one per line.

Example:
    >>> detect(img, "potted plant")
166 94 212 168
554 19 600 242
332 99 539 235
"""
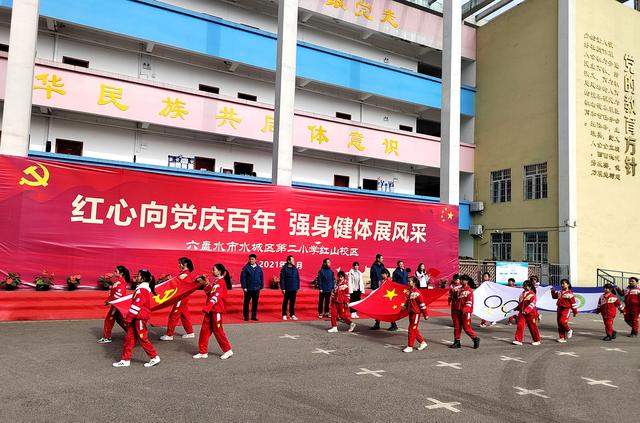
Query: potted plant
34 270 55 291
97 272 114 290
66 274 81 291
1 272 21 291
269 275 280 290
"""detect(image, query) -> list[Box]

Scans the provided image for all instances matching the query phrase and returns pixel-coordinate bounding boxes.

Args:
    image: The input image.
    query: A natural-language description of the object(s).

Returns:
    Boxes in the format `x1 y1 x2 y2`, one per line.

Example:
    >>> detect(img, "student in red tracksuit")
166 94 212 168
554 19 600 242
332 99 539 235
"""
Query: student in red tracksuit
328 271 356 333
113 270 160 368
161 257 195 341
450 276 480 349
596 283 624 341
448 274 462 319
615 277 639 337
403 276 429 352
513 280 541 346
194 263 234 360
506 278 518 325
98 265 130 344
551 278 578 343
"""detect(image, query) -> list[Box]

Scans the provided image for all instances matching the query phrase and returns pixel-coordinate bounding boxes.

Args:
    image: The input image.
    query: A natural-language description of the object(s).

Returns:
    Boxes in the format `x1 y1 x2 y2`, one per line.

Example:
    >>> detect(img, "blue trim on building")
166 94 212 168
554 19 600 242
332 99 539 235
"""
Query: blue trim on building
27 151 471 230
0 0 475 115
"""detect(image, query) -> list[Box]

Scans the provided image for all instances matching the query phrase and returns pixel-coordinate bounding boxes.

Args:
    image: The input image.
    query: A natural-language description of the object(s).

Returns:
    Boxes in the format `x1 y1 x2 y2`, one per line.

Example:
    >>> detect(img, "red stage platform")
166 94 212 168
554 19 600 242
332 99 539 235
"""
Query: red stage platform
0 289 449 324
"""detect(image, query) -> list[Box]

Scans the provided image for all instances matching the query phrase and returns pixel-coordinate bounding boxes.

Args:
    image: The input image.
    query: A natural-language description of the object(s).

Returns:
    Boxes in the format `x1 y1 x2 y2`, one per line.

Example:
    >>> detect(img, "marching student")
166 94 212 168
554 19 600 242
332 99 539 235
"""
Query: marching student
280 255 300 321
479 272 496 327
449 275 480 349
506 278 518 325
615 277 639 337
448 273 462 323
98 265 130 344
328 271 356 333
348 261 365 319
403 276 429 352
513 280 541 346
194 264 233 360
113 269 160 368
317 258 335 319
370 269 396 330
551 278 578 343
596 283 624 341
161 257 195 341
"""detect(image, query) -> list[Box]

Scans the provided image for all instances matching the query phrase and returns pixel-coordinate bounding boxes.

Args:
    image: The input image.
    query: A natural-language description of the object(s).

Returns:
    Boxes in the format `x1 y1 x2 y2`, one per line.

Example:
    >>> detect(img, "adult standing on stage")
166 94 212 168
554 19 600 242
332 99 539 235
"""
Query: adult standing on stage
392 260 409 285
316 258 335 318
280 255 300 321
348 261 365 318
370 254 385 290
240 254 264 321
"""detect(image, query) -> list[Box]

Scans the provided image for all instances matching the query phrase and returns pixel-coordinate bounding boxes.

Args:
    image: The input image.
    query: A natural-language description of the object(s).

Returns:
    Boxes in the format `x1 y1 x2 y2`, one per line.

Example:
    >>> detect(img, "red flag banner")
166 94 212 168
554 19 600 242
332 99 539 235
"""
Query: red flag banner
350 281 448 322
110 276 200 316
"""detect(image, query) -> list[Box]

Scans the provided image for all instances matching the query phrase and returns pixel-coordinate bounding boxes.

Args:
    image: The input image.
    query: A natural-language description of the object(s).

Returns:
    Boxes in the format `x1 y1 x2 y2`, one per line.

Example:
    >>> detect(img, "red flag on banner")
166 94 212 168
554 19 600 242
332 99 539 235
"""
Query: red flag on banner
350 281 447 322
110 277 200 316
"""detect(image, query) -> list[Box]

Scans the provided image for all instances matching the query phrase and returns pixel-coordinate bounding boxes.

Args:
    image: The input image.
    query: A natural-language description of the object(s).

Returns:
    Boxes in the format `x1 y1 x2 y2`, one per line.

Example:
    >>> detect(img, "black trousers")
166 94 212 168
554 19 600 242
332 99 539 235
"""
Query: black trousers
318 292 331 314
349 290 362 313
243 290 260 319
282 290 297 316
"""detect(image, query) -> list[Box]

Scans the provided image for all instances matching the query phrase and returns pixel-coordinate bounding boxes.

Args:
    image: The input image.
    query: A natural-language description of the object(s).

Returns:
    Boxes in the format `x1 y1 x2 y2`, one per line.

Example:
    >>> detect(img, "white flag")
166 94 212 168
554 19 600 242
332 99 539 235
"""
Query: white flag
472 282 552 322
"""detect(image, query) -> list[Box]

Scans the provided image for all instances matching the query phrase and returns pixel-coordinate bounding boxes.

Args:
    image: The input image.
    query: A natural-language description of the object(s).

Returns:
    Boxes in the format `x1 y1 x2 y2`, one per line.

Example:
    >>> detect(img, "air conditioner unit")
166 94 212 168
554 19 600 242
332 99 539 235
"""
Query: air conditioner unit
469 225 484 236
470 201 485 212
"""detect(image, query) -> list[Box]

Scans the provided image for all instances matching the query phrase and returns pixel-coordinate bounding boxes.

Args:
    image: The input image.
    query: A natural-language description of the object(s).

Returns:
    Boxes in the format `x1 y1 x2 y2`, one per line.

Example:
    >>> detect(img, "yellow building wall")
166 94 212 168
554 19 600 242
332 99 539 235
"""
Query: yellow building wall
474 0 559 262
575 0 640 281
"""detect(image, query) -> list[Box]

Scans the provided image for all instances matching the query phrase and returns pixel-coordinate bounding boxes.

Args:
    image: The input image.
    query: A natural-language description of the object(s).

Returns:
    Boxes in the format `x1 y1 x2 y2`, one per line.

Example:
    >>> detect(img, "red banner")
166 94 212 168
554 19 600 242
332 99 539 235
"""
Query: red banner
0 155 458 288
110 276 200 316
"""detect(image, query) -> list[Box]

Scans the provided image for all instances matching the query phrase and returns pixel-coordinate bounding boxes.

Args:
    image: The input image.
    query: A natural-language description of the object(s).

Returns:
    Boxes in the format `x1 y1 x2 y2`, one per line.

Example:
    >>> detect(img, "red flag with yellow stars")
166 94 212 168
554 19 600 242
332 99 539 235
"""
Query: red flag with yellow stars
350 281 448 322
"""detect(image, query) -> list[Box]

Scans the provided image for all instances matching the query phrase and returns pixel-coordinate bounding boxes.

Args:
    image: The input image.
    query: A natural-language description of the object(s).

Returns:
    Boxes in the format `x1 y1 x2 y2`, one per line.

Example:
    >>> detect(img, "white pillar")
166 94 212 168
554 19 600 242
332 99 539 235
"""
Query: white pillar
0 0 40 157
440 0 461 205
272 0 298 186
558 0 578 281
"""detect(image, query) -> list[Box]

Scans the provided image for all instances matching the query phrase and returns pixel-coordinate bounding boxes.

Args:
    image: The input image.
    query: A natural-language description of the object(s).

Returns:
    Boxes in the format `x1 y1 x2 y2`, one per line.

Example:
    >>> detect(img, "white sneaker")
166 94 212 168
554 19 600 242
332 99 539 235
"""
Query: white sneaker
160 335 173 341
557 338 567 343
402 347 413 353
512 340 523 345
348 322 357 332
144 356 161 367
567 329 573 339
490 321 496 327
350 312 356 319
193 353 209 359
220 350 234 360
291 315 298 321
417 341 428 351
97 338 112 344
480 323 487 328
112 360 130 367
353 313 359 319
328 327 338 333
282 315 288 321
182 333 195 339
532 341 541 346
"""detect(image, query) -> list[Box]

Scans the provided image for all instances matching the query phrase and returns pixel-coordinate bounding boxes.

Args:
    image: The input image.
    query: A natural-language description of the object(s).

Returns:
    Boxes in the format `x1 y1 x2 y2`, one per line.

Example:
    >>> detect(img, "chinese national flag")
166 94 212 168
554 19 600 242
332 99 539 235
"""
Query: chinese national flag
110 276 200 316
350 281 447 322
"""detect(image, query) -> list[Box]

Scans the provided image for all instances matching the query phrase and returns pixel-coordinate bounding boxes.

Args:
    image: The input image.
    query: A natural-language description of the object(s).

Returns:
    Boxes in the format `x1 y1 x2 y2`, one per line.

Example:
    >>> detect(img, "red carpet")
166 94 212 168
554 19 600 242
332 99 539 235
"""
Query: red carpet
0 289 449 324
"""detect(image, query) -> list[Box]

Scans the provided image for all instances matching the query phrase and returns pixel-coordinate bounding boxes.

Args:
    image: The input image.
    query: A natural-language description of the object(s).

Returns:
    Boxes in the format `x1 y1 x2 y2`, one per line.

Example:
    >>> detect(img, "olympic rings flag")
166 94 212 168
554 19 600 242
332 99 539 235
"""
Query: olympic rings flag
472 282 552 322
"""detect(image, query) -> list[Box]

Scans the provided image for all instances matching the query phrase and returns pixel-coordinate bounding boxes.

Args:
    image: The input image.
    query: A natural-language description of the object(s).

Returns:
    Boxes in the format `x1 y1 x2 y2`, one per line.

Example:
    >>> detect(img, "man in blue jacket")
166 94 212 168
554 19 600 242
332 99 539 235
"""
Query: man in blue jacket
240 254 264 321
280 255 300 321
370 254 385 290
392 260 409 285
316 258 335 318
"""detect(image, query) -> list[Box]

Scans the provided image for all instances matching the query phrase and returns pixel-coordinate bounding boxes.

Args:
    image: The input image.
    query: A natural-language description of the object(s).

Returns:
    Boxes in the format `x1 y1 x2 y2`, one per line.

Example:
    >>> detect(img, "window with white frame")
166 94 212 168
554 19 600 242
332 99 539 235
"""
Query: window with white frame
523 162 548 200
491 232 512 261
490 169 511 203
524 232 548 263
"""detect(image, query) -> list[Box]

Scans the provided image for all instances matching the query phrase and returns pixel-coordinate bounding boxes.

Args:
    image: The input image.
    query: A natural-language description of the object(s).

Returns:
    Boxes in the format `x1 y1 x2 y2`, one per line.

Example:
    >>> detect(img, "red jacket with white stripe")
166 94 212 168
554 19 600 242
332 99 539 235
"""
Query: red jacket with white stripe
406 288 428 318
459 286 474 313
516 291 538 318
448 282 462 310
596 292 623 318
106 277 127 303
203 276 227 314
552 289 578 313
615 286 640 308
331 279 350 304
125 283 152 322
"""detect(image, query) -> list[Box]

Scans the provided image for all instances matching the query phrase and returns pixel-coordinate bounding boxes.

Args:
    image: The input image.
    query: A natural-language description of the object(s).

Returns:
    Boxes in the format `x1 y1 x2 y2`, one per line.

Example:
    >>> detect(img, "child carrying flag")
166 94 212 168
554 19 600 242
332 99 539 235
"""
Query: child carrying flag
596 283 624 341
550 278 578 343
402 276 429 353
98 265 130 344
513 280 541 346
328 271 356 333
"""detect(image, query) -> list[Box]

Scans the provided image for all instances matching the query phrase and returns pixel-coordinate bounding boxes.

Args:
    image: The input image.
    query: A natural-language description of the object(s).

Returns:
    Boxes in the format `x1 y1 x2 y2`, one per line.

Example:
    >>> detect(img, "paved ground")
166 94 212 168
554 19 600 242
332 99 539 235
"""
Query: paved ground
1 312 638 423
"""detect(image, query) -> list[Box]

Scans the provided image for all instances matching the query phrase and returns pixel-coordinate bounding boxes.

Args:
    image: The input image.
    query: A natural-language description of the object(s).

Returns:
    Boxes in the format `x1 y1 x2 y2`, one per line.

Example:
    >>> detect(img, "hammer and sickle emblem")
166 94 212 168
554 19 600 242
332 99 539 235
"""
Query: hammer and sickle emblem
19 164 50 187
153 288 178 305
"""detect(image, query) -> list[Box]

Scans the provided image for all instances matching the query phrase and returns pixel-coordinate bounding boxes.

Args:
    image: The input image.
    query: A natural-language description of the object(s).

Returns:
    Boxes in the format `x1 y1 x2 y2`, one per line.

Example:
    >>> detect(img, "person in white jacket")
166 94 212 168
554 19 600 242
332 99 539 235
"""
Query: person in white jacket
415 263 430 289
348 262 365 319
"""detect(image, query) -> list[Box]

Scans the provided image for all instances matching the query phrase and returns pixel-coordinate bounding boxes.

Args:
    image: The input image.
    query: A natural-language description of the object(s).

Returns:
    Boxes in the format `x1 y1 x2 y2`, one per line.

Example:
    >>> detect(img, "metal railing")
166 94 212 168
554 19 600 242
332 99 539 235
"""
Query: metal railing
458 260 570 286
596 268 640 287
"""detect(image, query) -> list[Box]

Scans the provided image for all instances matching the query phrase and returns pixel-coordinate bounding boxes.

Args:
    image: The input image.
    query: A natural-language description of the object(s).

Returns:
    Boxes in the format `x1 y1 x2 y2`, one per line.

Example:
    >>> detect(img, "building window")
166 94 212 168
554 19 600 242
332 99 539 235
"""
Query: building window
237 92 257 102
168 155 194 169
490 169 511 203
234 162 254 176
194 156 216 172
62 56 89 68
417 62 442 79
335 112 352 120
416 118 441 137
362 178 378 190
199 84 220 95
399 124 413 132
55 139 83 156
0 43 9 52
524 232 548 263
524 162 548 200
415 175 439 197
334 175 350 187
491 232 512 261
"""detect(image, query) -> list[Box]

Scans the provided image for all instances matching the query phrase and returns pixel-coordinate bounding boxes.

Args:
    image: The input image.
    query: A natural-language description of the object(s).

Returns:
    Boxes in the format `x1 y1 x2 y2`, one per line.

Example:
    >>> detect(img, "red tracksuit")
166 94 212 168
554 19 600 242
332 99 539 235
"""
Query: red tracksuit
166 271 194 336
551 288 578 339
198 277 232 354
406 288 429 347
451 285 477 340
103 277 127 338
596 292 624 337
616 286 640 335
514 291 541 342
121 283 158 360
330 279 352 327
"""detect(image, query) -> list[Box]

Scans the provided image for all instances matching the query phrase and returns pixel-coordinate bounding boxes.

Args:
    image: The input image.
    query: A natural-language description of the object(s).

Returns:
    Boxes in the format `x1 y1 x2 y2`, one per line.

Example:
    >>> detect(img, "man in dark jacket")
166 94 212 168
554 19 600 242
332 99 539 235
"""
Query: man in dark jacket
317 258 335 318
280 255 300 321
240 254 264 321
370 254 385 290
392 260 409 285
